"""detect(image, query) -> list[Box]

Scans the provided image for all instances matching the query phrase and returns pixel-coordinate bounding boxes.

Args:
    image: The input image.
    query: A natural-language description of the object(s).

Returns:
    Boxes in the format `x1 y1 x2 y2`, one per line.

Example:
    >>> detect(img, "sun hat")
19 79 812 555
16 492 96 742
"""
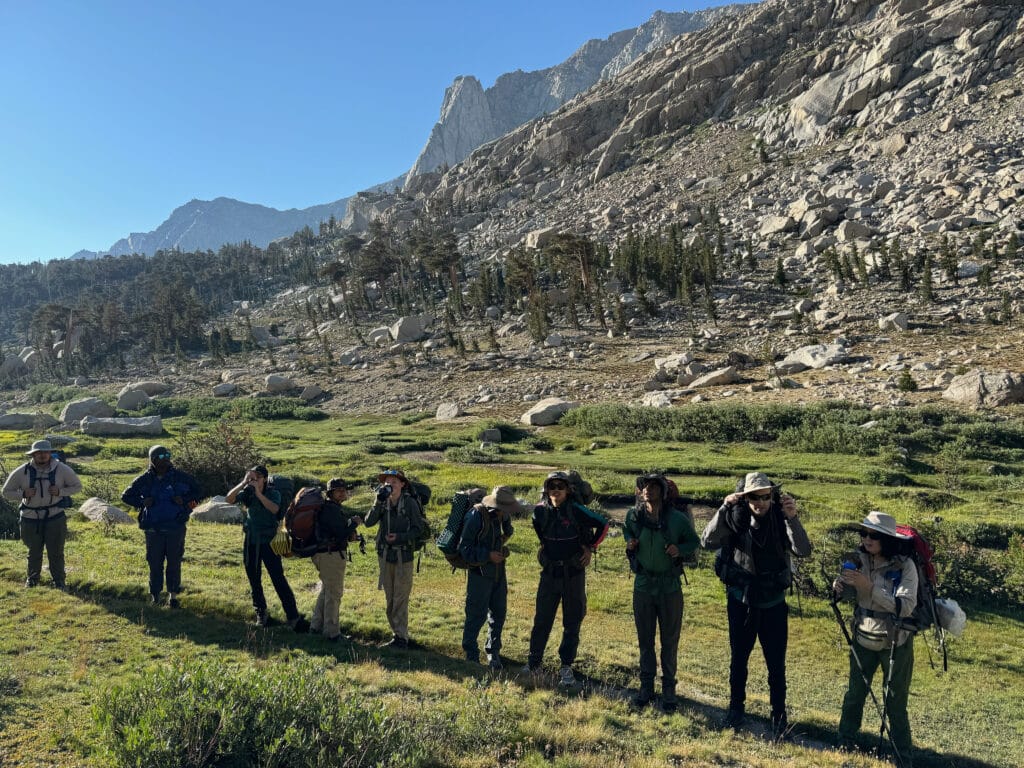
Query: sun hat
25 439 53 455
543 471 571 490
858 510 911 540
328 477 358 491
636 473 670 499
482 486 525 517
740 472 776 495
377 469 408 485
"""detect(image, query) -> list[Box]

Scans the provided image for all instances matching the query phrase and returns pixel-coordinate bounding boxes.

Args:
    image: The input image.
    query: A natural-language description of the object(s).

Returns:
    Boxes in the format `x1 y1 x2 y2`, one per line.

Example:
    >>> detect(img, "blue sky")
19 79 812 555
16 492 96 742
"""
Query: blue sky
0 1 715 264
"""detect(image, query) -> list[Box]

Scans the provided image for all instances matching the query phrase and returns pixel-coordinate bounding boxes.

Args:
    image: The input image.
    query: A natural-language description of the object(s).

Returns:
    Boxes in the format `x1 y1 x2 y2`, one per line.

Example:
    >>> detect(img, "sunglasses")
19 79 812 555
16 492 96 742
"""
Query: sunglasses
747 492 772 502
154 452 171 460
860 530 883 541
546 482 568 491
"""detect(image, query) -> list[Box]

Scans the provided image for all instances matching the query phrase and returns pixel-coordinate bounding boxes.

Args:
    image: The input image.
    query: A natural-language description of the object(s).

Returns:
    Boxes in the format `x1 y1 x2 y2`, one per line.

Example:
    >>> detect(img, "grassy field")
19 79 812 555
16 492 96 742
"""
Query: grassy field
1 404 1022 768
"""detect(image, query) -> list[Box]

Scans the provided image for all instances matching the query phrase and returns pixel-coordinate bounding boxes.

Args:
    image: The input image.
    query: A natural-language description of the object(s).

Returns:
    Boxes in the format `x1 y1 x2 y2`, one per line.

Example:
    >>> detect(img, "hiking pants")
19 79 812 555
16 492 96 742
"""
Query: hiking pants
838 639 914 755
527 566 587 669
243 535 299 621
311 550 347 638
727 597 788 717
21 515 67 586
634 588 684 701
378 556 413 641
144 527 186 596
462 567 508 662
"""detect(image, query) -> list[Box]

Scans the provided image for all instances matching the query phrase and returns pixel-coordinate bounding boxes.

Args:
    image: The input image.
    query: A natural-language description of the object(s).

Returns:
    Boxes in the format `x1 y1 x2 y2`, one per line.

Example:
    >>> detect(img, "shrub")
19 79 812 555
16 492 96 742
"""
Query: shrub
26 384 83 404
444 444 502 464
173 421 266 499
228 398 326 421
474 421 530 442
91 656 425 768
897 369 918 392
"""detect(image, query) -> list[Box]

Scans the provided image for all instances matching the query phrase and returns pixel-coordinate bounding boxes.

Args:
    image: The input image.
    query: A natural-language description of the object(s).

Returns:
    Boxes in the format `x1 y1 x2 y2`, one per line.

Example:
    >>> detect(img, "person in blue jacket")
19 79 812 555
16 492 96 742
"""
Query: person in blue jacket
522 471 609 686
458 485 518 670
121 445 201 607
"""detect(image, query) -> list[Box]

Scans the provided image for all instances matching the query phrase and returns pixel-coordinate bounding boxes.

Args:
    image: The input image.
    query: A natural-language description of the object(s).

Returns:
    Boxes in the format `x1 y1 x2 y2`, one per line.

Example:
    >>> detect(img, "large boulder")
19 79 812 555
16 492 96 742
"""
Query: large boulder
435 402 465 421
250 326 283 348
0 354 29 379
389 315 431 343
520 397 579 426
0 412 60 430
117 389 152 410
368 327 391 345
78 497 133 525
776 343 850 374
80 415 163 436
212 382 237 397
942 369 1024 408
265 374 295 393
119 380 170 397
60 397 115 424
689 366 740 388
190 496 243 524
878 312 909 332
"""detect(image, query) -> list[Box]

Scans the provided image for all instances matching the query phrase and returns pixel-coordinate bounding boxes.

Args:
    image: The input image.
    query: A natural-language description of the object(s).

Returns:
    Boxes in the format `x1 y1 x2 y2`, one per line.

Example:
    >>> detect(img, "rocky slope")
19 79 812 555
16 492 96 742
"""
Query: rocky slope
405 6 750 183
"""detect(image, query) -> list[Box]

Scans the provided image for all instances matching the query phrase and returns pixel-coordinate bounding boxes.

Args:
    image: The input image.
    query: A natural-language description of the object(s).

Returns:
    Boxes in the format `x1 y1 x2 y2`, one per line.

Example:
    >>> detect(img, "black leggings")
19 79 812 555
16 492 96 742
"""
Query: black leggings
727 596 789 716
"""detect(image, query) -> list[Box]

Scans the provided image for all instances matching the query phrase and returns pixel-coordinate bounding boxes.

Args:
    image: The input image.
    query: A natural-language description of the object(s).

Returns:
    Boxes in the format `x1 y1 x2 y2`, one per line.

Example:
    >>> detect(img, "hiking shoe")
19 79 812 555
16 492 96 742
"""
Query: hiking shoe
405 637 423 650
381 635 408 649
487 656 504 672
631 691 653 709
51 582 68 592
771 712 789 742
288 616 310 634
662 700 678 714
168 595 180 609
254 609 269 628
722 709 745 729
520 663 540 675
25 578 38 588
558 666 576 686
150 593 161 605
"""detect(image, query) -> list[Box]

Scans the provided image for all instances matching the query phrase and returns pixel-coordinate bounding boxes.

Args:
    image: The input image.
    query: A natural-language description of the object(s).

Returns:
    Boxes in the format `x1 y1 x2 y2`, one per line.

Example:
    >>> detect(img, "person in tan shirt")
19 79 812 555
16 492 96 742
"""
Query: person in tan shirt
2 439 81 589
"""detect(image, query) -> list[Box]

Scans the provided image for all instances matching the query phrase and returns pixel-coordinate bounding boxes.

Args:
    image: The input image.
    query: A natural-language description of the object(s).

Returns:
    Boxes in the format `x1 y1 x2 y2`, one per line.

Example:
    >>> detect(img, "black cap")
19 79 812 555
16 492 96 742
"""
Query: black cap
149 445 171 461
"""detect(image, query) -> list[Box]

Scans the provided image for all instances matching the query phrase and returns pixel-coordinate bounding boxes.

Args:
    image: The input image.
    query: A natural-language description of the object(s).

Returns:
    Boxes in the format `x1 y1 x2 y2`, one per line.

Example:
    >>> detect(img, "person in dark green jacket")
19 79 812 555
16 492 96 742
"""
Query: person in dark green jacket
226 465 305 631
624 473 700 711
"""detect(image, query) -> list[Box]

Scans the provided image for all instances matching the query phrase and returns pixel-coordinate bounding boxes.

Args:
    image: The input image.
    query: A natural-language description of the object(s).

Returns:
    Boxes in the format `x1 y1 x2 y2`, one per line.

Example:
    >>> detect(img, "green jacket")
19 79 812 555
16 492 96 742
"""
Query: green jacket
241 487 282 545
624 503 700 595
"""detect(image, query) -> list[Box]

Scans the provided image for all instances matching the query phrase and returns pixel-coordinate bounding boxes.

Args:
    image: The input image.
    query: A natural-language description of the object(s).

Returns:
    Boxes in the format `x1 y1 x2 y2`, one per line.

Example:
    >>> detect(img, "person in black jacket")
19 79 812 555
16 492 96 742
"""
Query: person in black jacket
310 478 362 641
121 445 201 607
700 472 811 740
522 471 609 686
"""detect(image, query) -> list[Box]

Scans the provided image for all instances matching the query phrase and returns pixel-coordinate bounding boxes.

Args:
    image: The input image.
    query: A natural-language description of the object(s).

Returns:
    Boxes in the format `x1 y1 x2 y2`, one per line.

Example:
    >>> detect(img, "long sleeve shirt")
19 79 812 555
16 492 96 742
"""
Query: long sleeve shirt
2 459 82 521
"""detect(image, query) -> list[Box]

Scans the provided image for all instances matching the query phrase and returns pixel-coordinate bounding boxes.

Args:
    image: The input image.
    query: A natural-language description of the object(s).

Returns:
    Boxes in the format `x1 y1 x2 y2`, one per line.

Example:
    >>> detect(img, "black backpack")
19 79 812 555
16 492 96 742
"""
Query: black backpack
268 474 295 520
406 480 433 551
436 488 487 569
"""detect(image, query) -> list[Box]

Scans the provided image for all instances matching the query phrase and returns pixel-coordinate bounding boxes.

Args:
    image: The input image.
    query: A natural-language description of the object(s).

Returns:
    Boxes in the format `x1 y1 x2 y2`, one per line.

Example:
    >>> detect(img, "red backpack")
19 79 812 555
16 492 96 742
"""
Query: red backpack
285 487 326 558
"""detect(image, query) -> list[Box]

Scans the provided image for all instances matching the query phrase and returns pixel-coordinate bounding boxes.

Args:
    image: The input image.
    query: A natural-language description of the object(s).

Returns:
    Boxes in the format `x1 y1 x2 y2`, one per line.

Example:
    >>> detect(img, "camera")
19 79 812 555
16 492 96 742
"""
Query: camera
375 484 392 502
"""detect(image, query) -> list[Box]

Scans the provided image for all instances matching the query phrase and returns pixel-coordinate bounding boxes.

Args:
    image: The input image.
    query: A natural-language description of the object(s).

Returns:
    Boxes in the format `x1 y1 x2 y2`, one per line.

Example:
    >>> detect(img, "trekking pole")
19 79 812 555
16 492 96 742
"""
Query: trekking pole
877 620 906 768
829 599 904 766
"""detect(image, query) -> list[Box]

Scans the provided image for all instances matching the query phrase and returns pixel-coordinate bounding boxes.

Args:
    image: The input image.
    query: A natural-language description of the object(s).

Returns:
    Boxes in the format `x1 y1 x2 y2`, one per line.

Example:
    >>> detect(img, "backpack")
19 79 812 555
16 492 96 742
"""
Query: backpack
663 477 698 566
269 474 295 520
405 480 433 551
436 488 487 569
24 462 72 510
285 487 326 558
895 524 956 670
566 470 595 505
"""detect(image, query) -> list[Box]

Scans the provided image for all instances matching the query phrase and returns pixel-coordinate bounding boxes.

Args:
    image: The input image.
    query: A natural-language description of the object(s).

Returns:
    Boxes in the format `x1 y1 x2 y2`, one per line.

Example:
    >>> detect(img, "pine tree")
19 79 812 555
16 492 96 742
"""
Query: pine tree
920 255 935 303
941 235 958 286
773 257 787 286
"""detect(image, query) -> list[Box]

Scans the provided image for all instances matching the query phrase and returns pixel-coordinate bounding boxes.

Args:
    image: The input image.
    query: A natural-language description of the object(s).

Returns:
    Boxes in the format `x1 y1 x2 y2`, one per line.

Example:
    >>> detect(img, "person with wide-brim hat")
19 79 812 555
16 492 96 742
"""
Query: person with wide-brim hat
364 468 425 649
458 486 520 670
2 439 82 589
835 511 918 761
306 478 363 641
700 471 811 740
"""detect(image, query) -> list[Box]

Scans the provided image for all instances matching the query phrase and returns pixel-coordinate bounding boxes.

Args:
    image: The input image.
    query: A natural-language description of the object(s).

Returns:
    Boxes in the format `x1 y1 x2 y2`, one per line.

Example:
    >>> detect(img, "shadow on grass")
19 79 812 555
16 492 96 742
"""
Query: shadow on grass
54 578 1012 768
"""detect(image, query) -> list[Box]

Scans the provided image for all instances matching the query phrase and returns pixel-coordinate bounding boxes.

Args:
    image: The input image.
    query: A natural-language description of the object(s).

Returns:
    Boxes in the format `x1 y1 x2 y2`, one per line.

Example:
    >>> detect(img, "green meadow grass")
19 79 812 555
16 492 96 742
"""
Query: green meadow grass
1 406 1022 767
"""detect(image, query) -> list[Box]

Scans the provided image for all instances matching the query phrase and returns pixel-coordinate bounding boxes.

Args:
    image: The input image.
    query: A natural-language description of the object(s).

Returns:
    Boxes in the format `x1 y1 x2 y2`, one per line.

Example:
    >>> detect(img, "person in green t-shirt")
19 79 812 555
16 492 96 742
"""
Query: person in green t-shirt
624 473 699 712
227 465 306 631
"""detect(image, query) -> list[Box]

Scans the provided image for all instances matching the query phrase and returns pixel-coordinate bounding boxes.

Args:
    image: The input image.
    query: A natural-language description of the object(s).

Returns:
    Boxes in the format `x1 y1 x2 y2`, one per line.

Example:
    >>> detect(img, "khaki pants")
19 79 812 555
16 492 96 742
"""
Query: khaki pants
378 556 414 640
311 551 347 638
21 516 67 586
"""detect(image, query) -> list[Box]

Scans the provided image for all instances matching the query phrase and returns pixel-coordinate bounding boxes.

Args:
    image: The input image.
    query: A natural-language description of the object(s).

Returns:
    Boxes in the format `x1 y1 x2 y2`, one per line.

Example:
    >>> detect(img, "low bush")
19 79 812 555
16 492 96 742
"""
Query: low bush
445 444 502 464
228 398 326 421
91 656 426 768
26 383 83 404
173 421 266 499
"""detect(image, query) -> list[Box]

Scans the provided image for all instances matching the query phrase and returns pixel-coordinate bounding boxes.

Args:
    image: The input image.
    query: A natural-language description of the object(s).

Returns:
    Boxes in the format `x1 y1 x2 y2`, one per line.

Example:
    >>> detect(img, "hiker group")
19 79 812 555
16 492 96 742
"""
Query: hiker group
3 439 962 767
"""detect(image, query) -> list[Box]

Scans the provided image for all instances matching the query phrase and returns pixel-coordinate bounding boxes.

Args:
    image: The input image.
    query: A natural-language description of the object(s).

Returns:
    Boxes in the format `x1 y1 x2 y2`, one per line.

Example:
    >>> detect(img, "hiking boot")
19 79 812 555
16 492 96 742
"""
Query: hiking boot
631 690 653 709
25 578 38 588
381 635 408 649
287 615 310 634
722 709 745 730
168 595 180 609
405 637 423 650
558 666 576 686
661 700 678 714
254 609 269 628
519 663 540 675
487 655 504 672
771 712 789 743
51 582 68 592
150 593 161 606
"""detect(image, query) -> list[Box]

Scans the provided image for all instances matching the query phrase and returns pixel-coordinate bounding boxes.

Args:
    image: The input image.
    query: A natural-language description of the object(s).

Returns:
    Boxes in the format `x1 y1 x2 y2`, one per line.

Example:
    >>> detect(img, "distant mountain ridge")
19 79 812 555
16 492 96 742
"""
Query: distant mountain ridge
405 6 751 183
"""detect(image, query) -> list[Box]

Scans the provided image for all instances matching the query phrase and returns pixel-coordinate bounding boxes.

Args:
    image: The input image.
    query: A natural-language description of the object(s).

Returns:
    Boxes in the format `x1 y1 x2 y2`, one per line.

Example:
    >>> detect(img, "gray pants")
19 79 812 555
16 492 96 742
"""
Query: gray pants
634 589 684 701
145 527 186 596
462 568 507 662
21 515 67 586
